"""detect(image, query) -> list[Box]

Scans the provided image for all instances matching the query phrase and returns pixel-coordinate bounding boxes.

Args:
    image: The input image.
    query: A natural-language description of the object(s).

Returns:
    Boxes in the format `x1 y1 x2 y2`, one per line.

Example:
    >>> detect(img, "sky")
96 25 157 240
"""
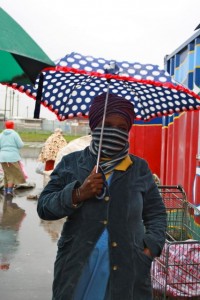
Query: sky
0 0 200 120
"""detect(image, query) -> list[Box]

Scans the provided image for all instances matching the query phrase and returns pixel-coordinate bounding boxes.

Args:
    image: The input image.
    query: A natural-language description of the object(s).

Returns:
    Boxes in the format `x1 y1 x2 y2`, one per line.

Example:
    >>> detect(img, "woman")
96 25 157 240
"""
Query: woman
37 93 167 300
0 120 25 196
38 128 67 171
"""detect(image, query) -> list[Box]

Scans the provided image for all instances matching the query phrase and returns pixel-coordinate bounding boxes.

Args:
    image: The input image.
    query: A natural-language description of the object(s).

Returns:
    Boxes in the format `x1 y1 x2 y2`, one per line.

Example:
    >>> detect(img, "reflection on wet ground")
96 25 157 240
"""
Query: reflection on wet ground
0 149 65 300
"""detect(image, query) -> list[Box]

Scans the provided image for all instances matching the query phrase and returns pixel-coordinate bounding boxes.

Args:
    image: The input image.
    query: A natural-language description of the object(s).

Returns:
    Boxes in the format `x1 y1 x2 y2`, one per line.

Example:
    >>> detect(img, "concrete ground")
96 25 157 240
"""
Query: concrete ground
0 152 64 300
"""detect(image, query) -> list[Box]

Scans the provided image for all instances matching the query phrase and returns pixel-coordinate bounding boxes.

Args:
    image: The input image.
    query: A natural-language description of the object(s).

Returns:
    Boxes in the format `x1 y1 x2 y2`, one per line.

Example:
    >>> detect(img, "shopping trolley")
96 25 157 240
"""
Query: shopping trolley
151 185 200 299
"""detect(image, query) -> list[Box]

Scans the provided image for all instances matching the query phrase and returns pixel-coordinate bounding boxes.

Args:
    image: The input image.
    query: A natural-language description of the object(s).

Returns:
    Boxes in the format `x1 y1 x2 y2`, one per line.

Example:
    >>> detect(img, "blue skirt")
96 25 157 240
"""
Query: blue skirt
73 229 110 300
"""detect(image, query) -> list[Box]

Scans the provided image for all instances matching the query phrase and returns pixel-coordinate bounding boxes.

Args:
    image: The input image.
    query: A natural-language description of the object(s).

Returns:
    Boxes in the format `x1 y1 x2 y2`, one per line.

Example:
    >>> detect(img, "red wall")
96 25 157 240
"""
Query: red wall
129 123 162 176
129 111 199 206
160 111 199 203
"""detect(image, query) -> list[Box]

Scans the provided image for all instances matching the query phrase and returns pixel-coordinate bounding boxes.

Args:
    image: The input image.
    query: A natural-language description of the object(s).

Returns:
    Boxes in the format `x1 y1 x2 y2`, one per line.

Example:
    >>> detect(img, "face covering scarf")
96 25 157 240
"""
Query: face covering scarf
89 127 129 174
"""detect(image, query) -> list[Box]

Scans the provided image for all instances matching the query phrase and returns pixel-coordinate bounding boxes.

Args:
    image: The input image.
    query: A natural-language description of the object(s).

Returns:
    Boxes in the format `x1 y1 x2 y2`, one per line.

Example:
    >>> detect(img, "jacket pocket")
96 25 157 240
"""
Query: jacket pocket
133 235 154 265
135 247 153 266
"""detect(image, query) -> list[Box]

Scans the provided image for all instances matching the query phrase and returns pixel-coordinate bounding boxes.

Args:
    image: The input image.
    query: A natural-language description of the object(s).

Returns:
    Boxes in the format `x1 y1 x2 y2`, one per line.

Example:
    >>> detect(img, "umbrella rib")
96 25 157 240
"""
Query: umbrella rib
122 80 147 115
69 73 100 96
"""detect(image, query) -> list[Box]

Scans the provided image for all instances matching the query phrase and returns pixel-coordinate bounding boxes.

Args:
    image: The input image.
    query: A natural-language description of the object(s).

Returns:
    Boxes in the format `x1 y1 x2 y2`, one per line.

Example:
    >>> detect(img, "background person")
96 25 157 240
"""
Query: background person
38 128 67 171
37 93 167 300
0 120 25 196
40 135 92 188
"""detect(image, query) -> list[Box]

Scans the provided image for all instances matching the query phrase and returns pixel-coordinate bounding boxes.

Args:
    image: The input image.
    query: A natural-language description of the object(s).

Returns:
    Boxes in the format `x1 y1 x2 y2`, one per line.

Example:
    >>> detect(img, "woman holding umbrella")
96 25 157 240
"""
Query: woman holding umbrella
37 93 167 300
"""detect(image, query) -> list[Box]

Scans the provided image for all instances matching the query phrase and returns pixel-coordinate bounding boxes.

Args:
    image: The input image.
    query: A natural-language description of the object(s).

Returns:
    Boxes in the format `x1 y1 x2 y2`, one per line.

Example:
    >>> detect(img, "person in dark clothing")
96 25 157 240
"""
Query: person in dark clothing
37 92 167 300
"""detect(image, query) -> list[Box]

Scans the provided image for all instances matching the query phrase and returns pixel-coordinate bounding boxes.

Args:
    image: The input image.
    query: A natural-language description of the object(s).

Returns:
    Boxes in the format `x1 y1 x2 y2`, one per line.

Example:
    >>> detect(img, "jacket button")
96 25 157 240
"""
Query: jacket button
112 265 118 271
112 242 118 247
104 196 110 202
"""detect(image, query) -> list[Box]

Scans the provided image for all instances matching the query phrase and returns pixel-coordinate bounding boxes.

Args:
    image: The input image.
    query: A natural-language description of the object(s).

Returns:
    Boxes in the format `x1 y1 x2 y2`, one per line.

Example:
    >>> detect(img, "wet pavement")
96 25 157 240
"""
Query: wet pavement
0 146 65 300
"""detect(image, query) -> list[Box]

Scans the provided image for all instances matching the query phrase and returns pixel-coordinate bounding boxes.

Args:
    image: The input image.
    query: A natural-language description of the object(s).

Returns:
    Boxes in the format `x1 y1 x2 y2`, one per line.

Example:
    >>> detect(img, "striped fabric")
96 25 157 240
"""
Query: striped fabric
89 127 129 174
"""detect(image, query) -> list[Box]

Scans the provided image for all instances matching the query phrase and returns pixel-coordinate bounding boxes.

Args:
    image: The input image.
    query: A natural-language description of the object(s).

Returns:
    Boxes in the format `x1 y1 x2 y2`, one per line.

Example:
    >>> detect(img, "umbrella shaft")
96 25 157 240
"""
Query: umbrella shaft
96 85 110 173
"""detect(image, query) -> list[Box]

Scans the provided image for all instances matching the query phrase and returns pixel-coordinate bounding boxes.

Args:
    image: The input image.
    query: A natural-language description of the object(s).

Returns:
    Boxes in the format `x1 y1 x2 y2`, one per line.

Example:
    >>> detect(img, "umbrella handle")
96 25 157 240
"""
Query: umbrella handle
95 166 108 199
96 84 110 173
96 186 107 199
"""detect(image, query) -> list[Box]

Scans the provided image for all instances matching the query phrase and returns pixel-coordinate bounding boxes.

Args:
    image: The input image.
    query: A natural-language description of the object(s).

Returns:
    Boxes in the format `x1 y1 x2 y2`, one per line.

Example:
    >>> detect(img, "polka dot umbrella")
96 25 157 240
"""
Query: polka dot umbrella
10 52 200 121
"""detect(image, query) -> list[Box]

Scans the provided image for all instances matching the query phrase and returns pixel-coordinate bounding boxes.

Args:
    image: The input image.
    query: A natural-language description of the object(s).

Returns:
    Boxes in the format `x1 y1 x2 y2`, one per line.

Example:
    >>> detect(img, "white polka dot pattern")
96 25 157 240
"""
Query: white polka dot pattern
12 52 200 121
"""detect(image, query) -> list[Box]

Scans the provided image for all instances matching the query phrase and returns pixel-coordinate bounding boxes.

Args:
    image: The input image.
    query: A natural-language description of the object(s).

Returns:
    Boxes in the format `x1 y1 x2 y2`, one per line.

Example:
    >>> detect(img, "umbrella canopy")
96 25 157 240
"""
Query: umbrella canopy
10 52 200 121
0 8 55 84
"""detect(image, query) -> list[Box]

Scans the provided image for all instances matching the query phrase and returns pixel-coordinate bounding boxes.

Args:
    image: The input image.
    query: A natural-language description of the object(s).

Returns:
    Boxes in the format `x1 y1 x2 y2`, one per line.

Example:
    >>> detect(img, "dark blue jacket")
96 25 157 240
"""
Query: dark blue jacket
37 147 167 300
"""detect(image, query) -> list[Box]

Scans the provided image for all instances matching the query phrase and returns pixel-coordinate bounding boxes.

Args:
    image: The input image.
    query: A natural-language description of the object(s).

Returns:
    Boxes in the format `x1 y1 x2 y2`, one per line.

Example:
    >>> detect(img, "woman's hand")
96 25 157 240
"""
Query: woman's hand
73 166 104 205
143 248 154 259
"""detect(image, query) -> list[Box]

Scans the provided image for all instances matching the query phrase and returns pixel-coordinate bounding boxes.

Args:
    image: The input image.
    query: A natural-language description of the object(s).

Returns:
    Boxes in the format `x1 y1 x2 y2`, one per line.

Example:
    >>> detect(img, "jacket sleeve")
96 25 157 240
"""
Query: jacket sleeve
142 165 167 257
37 158 82 221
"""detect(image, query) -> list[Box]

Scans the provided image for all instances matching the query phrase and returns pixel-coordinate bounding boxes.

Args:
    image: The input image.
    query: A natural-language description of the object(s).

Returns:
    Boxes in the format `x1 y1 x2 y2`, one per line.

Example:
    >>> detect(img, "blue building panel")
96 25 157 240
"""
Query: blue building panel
165 31 200 91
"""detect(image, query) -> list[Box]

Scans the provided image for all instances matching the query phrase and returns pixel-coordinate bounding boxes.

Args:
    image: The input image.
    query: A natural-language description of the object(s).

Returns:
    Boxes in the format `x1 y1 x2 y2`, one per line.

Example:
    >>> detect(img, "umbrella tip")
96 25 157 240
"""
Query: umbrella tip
104 62 119 75
194 24 200 30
